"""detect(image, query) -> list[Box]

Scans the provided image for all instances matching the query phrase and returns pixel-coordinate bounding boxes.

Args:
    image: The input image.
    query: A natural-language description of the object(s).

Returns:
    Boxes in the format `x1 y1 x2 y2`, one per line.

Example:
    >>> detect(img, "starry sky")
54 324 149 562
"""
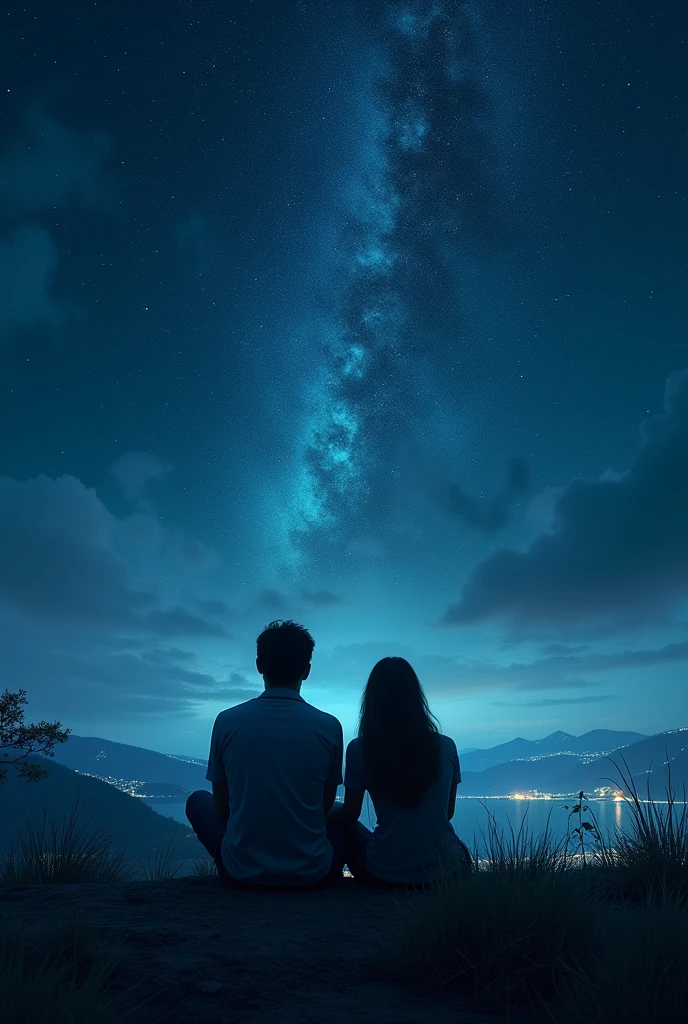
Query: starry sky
1 0 686 756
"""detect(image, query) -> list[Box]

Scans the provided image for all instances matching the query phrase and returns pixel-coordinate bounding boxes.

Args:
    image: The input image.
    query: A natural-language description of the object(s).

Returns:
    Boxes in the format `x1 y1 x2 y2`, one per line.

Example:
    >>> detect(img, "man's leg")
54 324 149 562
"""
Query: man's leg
185 790 239 885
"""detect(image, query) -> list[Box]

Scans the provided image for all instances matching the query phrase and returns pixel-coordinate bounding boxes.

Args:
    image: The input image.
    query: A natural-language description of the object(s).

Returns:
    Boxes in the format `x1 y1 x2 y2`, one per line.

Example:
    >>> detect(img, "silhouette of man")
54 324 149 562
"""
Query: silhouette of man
186 619 345 888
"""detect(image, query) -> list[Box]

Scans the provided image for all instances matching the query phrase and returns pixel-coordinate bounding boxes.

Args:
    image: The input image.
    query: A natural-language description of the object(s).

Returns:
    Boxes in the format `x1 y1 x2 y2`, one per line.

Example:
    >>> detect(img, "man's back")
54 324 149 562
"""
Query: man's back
206 688 343 885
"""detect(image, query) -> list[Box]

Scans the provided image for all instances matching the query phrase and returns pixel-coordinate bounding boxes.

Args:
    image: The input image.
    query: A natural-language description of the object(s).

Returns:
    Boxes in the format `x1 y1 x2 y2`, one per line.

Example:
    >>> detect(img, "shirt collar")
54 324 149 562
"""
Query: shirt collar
258 687 305 702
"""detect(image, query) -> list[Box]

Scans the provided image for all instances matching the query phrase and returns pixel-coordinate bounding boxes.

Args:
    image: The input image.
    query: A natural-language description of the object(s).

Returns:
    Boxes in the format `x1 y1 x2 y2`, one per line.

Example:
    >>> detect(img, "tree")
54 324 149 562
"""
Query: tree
0 688 70 784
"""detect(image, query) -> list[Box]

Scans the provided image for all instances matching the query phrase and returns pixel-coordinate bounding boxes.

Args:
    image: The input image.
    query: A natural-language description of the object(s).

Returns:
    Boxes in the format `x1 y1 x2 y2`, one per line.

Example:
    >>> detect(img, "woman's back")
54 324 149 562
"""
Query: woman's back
344 732 463 883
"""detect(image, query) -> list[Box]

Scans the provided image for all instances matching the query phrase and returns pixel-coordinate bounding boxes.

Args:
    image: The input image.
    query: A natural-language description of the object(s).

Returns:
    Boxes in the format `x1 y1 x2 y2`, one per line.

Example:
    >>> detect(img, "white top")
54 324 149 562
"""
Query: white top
206 688 343 886
344 733 464 883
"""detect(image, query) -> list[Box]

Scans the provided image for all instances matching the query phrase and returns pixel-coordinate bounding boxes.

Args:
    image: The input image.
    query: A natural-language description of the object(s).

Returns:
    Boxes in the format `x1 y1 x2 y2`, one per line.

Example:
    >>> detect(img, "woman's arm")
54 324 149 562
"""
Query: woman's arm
327 786 364 825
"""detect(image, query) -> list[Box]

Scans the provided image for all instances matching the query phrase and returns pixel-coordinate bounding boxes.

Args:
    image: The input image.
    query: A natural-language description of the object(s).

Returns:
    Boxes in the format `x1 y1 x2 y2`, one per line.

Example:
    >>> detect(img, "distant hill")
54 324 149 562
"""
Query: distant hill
0 758 202 861
47 734 211 795
460 729 646 773
458 728 688 797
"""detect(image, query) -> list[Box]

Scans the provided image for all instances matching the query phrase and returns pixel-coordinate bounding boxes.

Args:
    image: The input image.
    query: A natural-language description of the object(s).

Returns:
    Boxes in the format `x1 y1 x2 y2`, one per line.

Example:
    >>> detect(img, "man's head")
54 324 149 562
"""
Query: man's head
256 619 315 690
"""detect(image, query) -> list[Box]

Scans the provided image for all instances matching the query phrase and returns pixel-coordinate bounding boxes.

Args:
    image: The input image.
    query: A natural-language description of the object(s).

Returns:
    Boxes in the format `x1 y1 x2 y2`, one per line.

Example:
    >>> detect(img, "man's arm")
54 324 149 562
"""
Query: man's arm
327 787 364 825
323 779 338 816
212 780 230 822
323 720 344 815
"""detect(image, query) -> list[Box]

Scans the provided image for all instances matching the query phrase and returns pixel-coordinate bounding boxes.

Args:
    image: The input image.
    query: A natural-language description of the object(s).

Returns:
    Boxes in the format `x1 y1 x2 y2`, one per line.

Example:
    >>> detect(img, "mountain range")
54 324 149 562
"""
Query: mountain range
5 726 686 862
0 757 201 860
42 726 686 802
459 729 646 773
43 734 211 796
458 729 688 797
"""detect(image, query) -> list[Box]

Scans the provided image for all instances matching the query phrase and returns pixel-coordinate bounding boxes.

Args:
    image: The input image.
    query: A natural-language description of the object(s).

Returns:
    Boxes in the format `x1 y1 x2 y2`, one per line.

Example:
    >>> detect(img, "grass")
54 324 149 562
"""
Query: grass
387 763 688 1017
0 915 148 1023
3 765 687 1020
594 754 688 903
193 857 218 876
135 833 181 882
475 800 570 875
0 798 133 887
386 816 602 1015
549 896 688 1024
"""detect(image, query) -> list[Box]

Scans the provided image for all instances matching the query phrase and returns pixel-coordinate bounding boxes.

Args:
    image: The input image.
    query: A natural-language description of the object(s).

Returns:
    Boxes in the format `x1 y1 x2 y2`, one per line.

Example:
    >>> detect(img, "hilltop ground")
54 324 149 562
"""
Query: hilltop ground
2 875 533 1024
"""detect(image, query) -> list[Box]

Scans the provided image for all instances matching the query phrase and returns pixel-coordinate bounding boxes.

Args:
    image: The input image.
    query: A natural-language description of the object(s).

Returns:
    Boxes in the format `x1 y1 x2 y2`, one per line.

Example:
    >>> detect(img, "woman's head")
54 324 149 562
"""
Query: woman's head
358 657 440 807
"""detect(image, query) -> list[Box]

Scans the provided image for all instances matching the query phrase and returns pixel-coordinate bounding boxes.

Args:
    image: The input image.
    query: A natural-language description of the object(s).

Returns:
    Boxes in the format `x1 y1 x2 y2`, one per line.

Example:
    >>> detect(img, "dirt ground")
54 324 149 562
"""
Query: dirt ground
1 875 538 1024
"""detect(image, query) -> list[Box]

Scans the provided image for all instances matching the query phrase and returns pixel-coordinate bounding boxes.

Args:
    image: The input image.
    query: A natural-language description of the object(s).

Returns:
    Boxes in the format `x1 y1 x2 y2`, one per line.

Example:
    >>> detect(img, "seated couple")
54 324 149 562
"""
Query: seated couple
186 619 471 889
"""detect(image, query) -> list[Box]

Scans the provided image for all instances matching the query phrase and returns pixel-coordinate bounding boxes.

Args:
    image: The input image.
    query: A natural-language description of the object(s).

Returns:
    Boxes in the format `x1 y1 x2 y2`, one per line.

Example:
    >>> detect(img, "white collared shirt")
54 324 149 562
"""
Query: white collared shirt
206 688 343 885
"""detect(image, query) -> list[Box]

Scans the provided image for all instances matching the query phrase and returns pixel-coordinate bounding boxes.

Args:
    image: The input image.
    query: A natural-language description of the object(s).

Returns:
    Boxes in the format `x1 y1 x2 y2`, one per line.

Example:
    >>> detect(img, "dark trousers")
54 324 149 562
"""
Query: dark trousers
185 790 344 889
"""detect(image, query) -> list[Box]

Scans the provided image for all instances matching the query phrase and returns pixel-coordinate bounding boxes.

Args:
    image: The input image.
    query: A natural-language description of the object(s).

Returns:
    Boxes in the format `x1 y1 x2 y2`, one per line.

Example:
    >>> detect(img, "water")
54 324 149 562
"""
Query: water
143 795 633 856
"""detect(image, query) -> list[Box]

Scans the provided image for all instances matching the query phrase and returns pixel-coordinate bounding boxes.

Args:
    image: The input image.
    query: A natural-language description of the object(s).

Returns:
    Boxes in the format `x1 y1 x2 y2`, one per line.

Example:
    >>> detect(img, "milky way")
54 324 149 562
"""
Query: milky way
278 1 502 568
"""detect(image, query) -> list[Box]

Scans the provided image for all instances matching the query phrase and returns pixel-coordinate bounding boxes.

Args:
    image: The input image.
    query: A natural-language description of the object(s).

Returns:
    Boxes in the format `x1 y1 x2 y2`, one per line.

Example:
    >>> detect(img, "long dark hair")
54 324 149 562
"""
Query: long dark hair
358 657 441 807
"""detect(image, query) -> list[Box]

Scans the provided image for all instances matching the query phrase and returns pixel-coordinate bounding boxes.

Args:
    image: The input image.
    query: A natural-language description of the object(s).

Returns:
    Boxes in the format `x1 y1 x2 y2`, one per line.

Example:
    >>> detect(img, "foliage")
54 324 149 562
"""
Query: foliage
386 861 600 1013
0 692 70 786
0 797 133 887
0 915 146 1023
193 857 218 876
594 754 688 902
0 688 70 784
136 833 181 881
475 800 569 874
549 896 688 1024
562 791 603 865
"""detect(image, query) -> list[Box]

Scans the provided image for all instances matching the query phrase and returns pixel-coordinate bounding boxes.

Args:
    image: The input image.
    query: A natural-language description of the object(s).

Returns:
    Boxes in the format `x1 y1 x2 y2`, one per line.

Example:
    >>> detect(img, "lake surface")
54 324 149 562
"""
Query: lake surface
142 795 636 856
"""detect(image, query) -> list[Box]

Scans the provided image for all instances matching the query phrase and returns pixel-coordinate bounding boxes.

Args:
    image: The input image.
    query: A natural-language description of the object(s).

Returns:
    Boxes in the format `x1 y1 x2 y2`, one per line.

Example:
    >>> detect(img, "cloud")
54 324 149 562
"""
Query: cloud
440 368 688 634
0 106 112 214
433 457 530 532
141 607 228 638
0 225 63 334
312 638 688 698
111 453 173 501
0 107 113 343
255 589 289 611
197 598 232 617
491 695 620 708
301 589 343 606
0 473 225 637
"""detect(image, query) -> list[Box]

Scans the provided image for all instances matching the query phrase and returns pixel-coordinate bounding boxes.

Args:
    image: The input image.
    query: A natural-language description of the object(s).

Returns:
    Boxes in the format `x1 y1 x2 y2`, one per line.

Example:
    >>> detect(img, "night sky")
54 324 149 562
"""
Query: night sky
1 1 686 755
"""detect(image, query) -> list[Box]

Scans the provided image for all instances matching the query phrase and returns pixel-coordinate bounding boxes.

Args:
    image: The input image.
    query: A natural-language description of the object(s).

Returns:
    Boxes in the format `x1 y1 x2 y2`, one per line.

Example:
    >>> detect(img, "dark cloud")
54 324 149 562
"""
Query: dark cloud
141 607 228 638
140 648 197 665
440 368 688 634
301 589 343 606
210 687 261 702
539 643 591 657
255 589 289 611
491 695 620 709
0 105 112 214
0 473 225 637
433 457 530 532
314 638 688 697
111 453 172 501
0 106 112 344
197 598 232 617
0 622 247 722
0 225 63 336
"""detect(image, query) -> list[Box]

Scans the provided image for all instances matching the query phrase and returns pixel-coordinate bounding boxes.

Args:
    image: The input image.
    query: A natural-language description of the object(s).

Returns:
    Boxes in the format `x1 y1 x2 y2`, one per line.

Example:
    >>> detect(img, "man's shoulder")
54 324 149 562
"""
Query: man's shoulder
214 698 258 727
300 699 342 736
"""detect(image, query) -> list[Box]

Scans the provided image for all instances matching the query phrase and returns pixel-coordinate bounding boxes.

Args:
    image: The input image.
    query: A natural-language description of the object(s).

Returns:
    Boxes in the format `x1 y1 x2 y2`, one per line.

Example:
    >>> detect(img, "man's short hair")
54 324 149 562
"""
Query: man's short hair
256 619 315 686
